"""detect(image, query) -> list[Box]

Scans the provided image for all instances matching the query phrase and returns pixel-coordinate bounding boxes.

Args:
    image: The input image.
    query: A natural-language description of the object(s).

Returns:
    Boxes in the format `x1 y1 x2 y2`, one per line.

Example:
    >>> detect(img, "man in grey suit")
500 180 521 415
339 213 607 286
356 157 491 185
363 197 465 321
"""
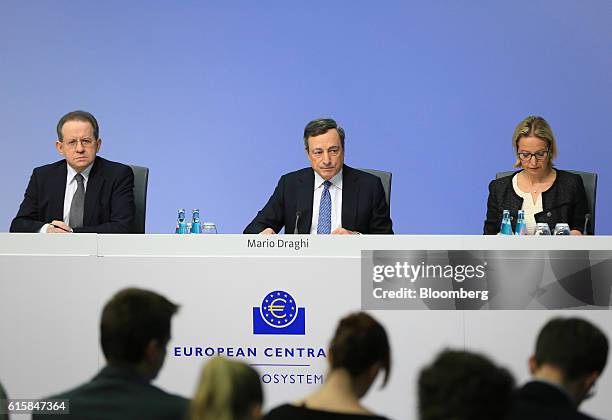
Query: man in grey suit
34 288 187 420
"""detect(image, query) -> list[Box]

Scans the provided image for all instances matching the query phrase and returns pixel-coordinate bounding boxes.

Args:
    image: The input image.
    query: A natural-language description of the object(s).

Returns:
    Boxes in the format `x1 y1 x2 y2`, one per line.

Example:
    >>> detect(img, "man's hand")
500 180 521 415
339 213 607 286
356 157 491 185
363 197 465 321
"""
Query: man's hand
260 228 276 235
331 227 358 235
47 220 72 233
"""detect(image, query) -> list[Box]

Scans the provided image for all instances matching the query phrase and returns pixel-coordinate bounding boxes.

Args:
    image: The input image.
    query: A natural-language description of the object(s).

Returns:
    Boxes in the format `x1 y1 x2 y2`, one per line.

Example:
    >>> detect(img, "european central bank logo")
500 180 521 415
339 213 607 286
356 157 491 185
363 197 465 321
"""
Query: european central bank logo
253 290 306 335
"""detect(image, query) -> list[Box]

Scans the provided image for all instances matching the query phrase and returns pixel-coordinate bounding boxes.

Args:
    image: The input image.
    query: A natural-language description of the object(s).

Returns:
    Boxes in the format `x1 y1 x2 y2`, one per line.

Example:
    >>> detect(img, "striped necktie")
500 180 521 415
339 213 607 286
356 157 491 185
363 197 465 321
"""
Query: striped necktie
317 180 332 234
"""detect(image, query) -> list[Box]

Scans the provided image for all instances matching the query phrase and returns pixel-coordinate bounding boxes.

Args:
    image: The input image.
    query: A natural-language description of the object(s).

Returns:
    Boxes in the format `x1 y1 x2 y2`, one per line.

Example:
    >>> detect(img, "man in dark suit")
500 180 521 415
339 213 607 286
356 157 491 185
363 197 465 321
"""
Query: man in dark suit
33 288 188 420
508 317 609 420
10 110 135 233
244 118 393 234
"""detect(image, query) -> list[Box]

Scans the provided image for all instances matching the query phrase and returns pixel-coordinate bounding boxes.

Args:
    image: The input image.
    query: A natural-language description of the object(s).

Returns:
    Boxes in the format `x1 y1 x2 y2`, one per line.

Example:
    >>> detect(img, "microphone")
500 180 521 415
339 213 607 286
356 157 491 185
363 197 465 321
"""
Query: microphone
294 210 302 234
583 213 591 235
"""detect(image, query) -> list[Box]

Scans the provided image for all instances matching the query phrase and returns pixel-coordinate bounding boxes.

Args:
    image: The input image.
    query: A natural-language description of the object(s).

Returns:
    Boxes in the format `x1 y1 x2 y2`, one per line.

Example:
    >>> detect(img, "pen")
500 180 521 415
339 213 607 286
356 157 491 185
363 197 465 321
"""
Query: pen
51 223 71 232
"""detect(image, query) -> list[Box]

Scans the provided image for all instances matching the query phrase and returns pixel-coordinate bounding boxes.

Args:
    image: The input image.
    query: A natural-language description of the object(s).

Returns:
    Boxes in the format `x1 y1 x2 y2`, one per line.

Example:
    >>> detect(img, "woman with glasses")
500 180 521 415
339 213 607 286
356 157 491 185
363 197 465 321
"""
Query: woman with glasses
484 115 589 235
264 312 391 420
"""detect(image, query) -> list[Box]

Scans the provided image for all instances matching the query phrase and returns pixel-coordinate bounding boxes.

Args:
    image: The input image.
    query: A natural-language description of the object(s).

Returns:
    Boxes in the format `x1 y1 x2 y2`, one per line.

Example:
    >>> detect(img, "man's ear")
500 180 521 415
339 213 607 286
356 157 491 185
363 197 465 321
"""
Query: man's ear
367 363 381 384
143 339 160 363
528 355 538 375
55 140 64 156
250 402 263 420
583 371 599 392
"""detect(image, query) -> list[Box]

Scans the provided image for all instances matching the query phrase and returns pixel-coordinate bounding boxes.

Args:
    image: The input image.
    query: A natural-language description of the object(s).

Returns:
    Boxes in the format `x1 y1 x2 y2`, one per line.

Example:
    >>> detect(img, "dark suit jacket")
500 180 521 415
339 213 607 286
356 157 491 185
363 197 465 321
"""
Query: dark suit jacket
507 381 597 420
10 157 135 233
32 365 188 420
484 169 589 235
0 381 7 420
244 165 393 234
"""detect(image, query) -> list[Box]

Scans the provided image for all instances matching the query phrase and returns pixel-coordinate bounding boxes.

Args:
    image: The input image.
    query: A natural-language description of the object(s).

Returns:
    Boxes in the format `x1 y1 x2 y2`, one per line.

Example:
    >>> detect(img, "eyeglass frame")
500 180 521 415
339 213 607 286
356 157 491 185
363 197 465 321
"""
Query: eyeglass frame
517 149 550 162
60 138 98 149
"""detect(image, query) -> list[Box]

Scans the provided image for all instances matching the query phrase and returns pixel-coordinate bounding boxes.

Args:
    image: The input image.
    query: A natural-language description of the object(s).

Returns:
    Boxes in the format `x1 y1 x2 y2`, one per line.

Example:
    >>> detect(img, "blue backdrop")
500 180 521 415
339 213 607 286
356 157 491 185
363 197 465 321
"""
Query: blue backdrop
1 1 611 234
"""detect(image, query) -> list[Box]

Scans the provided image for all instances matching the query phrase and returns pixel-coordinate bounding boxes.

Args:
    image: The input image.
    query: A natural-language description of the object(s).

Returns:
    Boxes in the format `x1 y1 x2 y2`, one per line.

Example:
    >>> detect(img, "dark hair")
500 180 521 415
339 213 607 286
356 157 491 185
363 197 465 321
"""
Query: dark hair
100 288 179 364
329 312 391 386
56 110 100 140
303 118 345 150
418 350 515 420
535 317 608 380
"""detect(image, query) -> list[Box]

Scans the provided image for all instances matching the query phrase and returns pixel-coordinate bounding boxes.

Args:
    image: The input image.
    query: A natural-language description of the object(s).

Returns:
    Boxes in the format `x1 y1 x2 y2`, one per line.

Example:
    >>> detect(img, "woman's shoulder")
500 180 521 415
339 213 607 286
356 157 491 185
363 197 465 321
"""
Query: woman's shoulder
488 170 520 191
264 404 390 420
552 169 587 193
554 169 583 183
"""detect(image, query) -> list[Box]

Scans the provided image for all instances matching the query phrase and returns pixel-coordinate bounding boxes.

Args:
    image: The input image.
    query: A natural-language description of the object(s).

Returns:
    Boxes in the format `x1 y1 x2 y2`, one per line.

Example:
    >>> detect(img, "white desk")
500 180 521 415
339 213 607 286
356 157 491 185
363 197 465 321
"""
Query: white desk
1 234 611 420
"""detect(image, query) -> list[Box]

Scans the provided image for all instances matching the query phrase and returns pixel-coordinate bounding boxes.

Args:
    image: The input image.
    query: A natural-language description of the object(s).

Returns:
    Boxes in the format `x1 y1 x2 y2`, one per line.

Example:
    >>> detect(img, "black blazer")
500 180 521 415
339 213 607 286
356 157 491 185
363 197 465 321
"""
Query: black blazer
32 365 188 420
507 381 597 420
244 165 393 234
484 169 589 235
10 157 135 233
265 404 390 420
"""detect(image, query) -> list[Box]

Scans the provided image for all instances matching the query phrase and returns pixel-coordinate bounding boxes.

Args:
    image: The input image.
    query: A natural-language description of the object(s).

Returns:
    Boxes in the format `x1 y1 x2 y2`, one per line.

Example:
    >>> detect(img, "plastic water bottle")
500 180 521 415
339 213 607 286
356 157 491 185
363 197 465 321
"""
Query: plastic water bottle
176 209 188 234
500 210 513 235
191 209 202 234
515 210 527 235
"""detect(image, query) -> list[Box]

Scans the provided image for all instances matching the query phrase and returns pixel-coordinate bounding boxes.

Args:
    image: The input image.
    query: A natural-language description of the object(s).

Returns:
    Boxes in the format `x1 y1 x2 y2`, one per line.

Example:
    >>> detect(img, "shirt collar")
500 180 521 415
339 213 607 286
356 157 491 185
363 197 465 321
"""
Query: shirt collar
66 160 94 183
313 168 343 190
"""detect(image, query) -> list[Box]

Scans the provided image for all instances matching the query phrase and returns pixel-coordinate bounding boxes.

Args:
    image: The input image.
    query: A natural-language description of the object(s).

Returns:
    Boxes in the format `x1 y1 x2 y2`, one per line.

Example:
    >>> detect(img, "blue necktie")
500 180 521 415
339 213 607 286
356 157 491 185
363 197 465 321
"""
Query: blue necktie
317 180 332 234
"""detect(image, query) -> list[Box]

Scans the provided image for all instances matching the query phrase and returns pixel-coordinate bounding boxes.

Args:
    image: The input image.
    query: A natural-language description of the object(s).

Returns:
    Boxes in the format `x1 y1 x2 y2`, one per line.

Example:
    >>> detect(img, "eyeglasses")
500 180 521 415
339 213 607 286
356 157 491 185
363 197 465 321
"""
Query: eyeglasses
62 138 96 149
517 150 549 161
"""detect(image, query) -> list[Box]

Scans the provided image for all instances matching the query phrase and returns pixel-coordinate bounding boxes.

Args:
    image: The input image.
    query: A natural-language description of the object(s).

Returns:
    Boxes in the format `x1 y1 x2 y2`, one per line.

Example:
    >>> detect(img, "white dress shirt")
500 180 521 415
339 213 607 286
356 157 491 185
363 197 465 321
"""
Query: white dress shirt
40 162 93 233
310 169 343 234
512 174 543 235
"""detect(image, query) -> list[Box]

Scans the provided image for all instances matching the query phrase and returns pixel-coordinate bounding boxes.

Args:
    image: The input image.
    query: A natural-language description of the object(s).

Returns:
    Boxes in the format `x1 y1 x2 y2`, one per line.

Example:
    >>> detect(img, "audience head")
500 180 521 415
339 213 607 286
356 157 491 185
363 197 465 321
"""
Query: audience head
418 349 515 420
100 288 179 381
530 317 608 404
191 357 263 420
0 380 7 420
328 312 391 397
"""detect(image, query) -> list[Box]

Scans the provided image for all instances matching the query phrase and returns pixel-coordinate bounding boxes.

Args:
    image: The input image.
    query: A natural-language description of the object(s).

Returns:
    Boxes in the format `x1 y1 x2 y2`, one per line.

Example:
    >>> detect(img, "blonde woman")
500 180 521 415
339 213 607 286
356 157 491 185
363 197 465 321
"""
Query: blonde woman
484 116 589 235
191 357 263 420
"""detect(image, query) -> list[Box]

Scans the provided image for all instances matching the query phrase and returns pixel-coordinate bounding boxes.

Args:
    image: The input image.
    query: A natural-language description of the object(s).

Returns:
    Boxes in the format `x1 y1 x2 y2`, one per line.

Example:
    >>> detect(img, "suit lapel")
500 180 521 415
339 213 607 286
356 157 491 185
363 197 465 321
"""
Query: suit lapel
49 161 68 220
83 158 104 226
296 169 314 233
341 165 358 230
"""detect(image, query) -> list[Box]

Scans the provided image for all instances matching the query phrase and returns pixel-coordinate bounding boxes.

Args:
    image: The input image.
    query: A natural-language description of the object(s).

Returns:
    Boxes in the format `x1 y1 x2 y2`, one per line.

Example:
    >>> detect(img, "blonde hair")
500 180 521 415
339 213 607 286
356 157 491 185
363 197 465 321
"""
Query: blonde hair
511 115 558 168
190 357 263 420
